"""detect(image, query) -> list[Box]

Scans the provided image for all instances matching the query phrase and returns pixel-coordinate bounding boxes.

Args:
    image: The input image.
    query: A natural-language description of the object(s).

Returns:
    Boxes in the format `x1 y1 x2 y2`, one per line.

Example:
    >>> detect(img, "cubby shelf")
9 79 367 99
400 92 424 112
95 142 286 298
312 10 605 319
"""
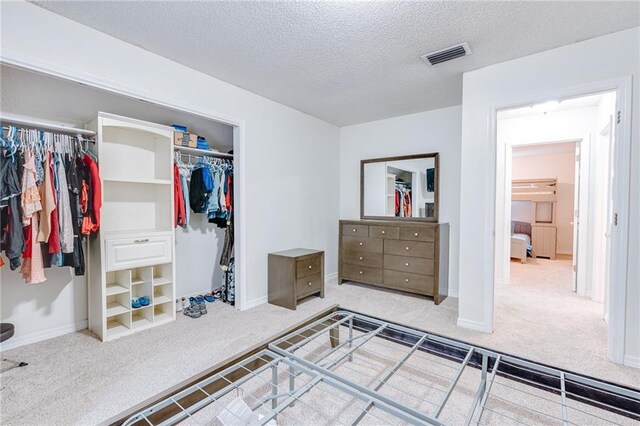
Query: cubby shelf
103 177 172 186
106 302 129 317
153 295 172 305
153 277 172 286
106 283 129 296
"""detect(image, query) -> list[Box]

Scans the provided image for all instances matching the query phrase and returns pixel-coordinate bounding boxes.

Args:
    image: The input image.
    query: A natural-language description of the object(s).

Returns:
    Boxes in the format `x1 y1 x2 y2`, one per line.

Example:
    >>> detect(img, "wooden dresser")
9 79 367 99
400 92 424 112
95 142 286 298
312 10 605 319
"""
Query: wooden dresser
268 249 324 310
338 220 449 304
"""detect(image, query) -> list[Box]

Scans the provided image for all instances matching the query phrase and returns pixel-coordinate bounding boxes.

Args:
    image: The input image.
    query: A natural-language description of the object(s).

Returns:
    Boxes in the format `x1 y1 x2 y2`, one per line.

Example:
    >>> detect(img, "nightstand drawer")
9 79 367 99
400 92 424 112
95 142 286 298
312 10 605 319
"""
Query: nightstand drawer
296 255 322 278
296 273 322 297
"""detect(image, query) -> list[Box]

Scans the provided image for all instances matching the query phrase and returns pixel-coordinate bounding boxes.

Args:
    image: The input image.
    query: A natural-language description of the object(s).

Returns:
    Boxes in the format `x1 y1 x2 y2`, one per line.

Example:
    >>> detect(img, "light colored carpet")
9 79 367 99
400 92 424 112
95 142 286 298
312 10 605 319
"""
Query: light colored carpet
1 263 638 425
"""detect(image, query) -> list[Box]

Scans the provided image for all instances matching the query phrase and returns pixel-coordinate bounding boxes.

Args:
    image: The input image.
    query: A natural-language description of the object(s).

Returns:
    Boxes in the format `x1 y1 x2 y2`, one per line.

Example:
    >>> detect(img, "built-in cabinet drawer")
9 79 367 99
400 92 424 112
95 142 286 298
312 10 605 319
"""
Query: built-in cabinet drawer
384 254 434 276
342 250 383 268
296 256 321 278
369 225 399 240
342 224 369 237
399 227 435 242
341 236 383 253
384 240 434 259
105 233 172 272
383 270 434 295
342 264 382 284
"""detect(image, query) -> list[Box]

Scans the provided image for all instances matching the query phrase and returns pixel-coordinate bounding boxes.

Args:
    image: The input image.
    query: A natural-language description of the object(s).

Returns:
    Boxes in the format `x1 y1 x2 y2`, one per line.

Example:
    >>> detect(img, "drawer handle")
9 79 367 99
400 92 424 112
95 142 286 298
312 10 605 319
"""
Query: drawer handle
381 230 386 234
308 265 312 270
405 262 409 267
359 242 363 246
352 228 357 232
405 278 409 283
307 282 312 286
414 233 419 237
359 271 363 275
405 246 410 251
134 239 150 243
359 257 363 261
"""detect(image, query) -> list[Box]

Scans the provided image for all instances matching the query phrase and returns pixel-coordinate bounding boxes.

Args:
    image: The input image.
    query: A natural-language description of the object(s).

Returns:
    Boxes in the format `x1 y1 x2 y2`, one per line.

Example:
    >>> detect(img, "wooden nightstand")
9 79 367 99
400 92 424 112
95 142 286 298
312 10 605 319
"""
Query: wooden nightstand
268 249 324 310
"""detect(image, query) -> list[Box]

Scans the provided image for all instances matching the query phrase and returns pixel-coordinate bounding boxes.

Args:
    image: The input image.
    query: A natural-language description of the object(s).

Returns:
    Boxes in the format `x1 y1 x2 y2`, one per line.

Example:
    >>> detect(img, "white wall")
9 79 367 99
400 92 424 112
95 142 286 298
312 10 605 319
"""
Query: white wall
0 1 340 346
511 151 576 253
340 106 462 296
459 27 640 364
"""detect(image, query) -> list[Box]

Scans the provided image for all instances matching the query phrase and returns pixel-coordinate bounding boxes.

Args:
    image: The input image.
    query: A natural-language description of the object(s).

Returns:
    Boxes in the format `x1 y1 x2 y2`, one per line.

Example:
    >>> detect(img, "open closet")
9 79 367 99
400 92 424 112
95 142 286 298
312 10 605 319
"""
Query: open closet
0 64 239 345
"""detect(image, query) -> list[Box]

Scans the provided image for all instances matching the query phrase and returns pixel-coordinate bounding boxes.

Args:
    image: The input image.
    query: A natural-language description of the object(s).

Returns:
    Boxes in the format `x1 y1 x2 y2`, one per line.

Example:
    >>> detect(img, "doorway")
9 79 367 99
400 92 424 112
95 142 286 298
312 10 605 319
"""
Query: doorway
494 91 620 362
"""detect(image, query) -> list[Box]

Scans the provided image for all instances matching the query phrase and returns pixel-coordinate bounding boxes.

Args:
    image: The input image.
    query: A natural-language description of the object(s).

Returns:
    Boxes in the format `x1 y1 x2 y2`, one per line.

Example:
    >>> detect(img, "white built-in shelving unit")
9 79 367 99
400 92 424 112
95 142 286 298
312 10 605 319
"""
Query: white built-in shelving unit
86 113 176 342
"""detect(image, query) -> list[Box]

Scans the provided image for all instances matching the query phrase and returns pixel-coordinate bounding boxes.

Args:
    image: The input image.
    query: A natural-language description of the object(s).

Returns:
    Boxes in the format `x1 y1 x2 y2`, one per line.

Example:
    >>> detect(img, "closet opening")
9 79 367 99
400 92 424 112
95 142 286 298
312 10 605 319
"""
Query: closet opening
0 63 245 347
493 91 619 362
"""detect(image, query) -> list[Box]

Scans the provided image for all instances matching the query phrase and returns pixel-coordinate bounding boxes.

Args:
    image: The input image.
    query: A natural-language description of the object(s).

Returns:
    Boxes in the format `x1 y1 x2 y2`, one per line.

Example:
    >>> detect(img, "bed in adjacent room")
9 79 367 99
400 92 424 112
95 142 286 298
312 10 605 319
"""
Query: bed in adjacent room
510 221 533 264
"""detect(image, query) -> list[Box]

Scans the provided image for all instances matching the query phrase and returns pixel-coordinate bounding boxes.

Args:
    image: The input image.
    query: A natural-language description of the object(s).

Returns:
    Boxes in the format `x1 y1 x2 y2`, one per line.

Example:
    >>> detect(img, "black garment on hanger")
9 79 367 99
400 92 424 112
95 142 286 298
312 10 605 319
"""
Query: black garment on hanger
189 167 212 213
0 154 25 270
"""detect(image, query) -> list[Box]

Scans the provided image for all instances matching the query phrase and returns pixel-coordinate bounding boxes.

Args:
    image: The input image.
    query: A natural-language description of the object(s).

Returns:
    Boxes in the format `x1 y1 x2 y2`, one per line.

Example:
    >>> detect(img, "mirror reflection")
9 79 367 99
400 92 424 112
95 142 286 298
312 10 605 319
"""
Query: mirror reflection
362 155 437 220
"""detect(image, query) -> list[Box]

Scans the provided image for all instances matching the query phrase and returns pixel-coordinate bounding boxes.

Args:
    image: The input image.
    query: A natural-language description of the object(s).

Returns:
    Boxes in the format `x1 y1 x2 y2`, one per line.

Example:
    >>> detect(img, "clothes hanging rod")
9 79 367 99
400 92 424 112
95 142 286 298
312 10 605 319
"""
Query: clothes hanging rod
173 145 233 159
0 114 97 137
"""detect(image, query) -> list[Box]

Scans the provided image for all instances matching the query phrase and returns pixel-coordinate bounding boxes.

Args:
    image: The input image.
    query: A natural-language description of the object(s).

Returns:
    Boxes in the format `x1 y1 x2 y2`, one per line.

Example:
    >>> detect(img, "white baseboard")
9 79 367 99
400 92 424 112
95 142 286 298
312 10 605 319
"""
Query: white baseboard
325 272 337 282
456 317 489 332
448 288 459 298
556 250 573 255
624 355 640 369
244 296 268 310
0 320 88 352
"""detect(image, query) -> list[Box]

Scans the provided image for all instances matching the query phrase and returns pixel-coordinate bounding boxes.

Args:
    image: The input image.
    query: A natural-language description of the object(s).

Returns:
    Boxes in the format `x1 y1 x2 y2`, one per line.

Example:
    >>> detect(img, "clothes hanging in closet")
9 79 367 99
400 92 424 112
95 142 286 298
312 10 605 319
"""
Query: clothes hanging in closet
0 127 101 282
173 154 234 274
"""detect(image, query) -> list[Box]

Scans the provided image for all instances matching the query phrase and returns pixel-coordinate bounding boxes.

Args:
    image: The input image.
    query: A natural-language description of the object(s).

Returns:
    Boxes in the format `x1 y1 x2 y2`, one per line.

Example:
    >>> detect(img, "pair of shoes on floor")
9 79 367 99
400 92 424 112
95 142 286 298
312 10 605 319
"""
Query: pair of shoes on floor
187 297 208 316
131 296 150 309
183 305 202 318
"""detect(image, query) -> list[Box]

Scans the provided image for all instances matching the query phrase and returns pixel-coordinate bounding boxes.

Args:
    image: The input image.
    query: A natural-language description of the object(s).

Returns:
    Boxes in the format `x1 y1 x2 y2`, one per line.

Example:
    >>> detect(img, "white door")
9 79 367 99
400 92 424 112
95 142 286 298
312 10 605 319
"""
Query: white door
571 142 581 292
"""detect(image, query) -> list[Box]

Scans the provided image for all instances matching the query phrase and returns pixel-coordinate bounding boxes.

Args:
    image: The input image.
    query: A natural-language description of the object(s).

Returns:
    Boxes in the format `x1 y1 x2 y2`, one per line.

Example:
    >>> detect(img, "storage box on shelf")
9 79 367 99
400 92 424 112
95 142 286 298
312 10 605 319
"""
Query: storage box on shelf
87 113 177 342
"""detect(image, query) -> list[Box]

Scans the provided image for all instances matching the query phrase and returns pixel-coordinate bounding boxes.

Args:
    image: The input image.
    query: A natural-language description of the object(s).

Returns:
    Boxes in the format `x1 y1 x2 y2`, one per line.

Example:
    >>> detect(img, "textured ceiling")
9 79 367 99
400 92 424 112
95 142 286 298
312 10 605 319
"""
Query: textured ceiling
31 1 640 126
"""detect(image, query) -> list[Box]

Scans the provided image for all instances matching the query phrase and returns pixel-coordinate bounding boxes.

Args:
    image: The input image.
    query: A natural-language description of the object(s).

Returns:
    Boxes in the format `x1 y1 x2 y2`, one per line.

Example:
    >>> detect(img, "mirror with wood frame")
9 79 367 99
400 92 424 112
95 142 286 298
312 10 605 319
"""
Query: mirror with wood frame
361 153 439 221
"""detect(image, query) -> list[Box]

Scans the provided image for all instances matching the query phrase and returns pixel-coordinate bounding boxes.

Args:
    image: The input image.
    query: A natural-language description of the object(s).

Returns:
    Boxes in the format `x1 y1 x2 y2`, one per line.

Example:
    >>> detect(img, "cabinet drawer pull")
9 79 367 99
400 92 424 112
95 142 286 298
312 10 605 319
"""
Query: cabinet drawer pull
359 271 363 275
414 232 419 237
359 242 363 246
405 246 410 251
308 282 312 286
405 262 409 266
352 228 357 232
405 278 409 283
359 257 363 261
308 265 312 270
134 239 150 243
381 230 386 234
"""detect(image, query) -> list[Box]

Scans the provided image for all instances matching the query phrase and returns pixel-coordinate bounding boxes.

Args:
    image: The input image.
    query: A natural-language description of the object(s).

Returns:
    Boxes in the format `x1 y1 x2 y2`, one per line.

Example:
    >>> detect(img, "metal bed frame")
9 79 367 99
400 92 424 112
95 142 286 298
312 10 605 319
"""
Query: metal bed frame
119 309 640 426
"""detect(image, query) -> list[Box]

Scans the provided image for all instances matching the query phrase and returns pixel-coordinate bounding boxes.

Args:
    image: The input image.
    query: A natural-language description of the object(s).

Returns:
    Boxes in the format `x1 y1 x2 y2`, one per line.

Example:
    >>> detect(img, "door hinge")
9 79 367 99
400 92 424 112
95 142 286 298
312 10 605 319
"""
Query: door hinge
614 213 618 226
573 265 577 272
617 110 621 124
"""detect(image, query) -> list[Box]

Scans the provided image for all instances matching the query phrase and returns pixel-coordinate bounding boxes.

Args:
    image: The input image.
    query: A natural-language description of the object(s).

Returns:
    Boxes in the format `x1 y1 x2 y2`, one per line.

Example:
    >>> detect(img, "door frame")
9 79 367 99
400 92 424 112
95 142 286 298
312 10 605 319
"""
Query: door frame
488 77 632 364
0 50 250 311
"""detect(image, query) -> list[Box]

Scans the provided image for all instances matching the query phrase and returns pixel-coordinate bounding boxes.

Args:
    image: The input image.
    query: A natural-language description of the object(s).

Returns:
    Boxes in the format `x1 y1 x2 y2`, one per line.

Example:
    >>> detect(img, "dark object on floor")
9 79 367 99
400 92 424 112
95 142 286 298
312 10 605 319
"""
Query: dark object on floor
1 323 28 373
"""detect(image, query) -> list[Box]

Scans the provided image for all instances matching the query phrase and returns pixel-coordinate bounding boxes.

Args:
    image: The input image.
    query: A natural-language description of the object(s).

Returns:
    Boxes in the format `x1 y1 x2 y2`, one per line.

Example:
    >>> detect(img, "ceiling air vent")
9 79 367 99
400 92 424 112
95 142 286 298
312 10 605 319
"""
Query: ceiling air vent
421 42 471 66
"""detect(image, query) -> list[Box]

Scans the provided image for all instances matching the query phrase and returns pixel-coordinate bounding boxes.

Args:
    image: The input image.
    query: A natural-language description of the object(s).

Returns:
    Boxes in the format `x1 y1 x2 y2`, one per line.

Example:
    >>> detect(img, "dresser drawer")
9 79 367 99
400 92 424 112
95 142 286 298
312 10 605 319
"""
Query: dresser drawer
341 236 383 253
342 224 369 237
296 273 322 297
399 227 435 242
369 225 399 239
383 270 434 295
296 255 322 278
384 254 434 275
105 233 172 272
342 264 382 284
384 240 434 259
342 250 383 268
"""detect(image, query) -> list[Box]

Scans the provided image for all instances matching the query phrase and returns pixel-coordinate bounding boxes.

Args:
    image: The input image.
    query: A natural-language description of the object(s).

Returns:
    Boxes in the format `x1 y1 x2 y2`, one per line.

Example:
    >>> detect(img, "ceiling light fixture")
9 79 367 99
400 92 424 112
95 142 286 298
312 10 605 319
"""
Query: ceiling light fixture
531 101 560 114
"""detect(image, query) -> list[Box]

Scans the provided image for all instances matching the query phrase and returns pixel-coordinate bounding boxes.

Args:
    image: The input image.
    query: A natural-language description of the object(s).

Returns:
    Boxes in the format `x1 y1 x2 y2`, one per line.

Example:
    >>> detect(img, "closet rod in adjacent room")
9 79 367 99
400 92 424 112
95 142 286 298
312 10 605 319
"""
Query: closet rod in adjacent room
173 145 233 159
0 114 97 137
